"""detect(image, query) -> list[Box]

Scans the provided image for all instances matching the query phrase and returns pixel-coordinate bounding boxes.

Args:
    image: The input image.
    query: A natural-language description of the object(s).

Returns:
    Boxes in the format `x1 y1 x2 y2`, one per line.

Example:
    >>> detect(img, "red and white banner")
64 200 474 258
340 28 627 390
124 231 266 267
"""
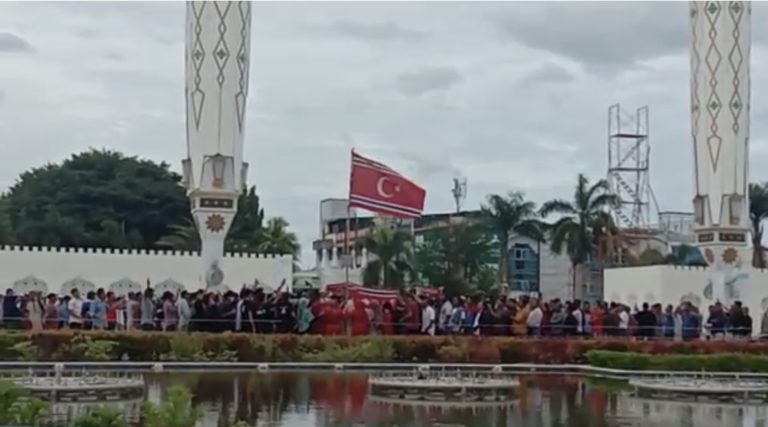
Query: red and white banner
348 151 426 219
325 283 399 304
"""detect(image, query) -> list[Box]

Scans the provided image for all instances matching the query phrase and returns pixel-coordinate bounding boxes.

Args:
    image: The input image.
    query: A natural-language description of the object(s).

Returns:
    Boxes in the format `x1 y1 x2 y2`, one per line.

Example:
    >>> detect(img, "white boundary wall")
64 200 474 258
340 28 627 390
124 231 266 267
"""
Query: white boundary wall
0 245 293 295
605 265 768 333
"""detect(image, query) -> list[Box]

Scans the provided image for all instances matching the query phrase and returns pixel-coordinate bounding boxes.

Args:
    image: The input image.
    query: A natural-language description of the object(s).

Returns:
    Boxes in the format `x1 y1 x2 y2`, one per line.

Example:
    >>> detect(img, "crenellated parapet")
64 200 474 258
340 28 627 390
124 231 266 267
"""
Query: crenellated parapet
0 244 293 295
0 245 291 260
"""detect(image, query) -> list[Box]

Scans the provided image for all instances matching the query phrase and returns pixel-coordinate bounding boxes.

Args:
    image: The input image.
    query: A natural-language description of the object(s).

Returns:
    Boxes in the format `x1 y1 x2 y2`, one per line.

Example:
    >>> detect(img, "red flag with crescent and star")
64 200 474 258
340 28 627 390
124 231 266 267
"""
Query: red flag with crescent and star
348 150 426 218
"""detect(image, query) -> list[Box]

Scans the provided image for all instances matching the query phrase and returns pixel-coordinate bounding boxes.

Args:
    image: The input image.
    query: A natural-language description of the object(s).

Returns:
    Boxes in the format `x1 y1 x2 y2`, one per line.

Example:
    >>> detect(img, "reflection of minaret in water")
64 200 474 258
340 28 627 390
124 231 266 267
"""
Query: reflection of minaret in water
689 1 751 302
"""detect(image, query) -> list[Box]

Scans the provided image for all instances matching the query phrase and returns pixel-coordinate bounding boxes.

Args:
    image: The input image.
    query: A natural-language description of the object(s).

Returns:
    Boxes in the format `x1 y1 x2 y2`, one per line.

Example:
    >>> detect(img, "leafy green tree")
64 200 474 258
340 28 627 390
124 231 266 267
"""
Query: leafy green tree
0 197 14 244
411 222 492 295
156 218 200 251
540 174 620 297
481 192 543 286
363 225 413 288
439 222 492 294
664 244 707 266
472 265 498 294
750 182 768 268
227 186 265 250
411 236 444 285
255 217 301 258
5 149 189 249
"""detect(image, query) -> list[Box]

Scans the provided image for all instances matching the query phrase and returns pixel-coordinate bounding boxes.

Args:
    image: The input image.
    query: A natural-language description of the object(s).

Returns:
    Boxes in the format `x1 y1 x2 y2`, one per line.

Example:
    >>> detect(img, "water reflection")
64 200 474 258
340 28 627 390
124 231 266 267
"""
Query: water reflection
53 372 768 427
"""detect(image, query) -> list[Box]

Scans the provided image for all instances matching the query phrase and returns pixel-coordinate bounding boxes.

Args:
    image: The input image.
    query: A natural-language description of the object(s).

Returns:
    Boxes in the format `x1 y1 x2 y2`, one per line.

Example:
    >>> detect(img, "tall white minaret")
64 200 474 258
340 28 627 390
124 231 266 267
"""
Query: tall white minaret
183 1 252 289
690 1 750 299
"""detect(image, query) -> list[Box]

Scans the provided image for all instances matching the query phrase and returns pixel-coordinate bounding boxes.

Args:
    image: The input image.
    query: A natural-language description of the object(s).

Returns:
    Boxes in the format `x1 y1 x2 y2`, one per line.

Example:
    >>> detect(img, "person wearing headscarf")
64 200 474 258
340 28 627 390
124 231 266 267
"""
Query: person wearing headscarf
296 292 314 334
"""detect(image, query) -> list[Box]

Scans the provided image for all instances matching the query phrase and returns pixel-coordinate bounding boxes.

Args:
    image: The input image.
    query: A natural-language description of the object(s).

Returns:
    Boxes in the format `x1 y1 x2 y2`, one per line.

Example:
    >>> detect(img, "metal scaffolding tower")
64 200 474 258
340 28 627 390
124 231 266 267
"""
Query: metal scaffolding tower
607 104 657 229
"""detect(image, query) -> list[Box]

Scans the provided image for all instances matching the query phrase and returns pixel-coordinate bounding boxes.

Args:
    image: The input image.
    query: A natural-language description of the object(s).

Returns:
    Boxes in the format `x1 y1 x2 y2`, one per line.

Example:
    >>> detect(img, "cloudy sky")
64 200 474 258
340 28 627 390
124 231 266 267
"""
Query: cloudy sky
1 1 767 264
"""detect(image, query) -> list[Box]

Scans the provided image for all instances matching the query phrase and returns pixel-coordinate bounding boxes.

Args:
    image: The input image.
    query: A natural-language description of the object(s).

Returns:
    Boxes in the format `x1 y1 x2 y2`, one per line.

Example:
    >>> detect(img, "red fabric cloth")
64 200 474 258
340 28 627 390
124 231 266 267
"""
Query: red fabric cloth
324 304 344 336
106 300 118 324
346 305 370 336
591 308 604 336
404 300 420 333
380 309 394 335
348 151 425 218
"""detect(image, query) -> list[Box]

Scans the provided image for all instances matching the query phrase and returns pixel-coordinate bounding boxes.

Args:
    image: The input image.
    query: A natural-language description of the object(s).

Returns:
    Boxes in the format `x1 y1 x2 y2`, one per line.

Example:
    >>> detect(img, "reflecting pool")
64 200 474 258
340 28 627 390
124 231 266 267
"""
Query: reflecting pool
49 372 768 426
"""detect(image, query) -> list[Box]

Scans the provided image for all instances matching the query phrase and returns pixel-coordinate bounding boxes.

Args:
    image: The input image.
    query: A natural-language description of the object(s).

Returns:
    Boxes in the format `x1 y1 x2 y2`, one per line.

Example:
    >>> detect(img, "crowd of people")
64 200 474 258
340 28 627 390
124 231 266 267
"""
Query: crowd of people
0 286 760 340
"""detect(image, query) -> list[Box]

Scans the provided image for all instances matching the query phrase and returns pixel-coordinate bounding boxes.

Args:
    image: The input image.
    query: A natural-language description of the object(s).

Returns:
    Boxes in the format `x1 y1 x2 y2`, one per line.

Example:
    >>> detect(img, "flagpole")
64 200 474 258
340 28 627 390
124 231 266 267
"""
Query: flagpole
345 149 353 305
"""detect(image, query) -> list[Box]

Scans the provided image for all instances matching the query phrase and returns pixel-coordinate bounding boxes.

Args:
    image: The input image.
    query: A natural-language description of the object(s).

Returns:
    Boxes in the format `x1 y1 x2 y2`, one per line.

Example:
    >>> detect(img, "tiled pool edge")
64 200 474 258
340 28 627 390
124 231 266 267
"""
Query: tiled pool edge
0 361 766 380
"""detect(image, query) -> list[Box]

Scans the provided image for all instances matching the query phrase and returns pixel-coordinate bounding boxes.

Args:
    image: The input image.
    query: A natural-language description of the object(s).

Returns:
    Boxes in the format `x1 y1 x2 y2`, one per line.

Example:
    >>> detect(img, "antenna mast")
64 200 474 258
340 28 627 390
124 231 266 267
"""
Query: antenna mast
451 177 467 213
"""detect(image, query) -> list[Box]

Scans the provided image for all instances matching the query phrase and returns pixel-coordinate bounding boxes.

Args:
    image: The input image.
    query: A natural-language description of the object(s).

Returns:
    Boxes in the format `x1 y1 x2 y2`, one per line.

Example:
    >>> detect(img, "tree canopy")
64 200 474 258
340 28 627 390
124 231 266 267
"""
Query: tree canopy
4 149 189 249
0 149 299 258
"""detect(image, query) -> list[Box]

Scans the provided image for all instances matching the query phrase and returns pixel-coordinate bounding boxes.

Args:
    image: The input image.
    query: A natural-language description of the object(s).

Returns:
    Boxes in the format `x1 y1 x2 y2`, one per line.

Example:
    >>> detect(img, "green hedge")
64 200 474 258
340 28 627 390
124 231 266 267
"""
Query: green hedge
586 349 768 372
4 332 768 364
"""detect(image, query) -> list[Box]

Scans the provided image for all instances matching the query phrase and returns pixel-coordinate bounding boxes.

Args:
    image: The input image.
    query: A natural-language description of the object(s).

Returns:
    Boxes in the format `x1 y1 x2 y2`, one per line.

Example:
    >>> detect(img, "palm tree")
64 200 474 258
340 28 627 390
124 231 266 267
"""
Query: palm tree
540 174 620 298
750 182 768 268
439 222 492 286
363 225 413 288
256 217 300 259
481 192 543 286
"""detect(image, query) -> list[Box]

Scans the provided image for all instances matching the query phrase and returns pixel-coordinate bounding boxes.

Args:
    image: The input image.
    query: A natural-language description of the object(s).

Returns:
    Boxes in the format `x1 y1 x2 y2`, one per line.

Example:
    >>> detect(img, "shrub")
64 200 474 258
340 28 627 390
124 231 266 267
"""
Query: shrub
6 331 768 365
141 385 202 427
586 350 768 372
0 381 50 426
74 406 129 427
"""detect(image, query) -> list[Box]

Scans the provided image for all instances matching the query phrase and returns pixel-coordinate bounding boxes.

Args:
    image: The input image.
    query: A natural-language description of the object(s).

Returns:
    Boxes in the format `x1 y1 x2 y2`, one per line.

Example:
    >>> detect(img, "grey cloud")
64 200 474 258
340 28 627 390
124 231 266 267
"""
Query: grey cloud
491 2 686 69
328 21 427 42
0 90 5 103
396 150 463 179
396 66 462 96
518 63 575 87
104 52 125 62
74 27 101 39
0 33 33 52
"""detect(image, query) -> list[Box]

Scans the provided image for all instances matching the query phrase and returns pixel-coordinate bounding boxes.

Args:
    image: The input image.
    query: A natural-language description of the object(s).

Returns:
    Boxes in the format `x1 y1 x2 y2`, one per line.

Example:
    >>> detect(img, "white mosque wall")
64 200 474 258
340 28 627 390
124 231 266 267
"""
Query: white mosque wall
605 265 768 333
0 245 293 295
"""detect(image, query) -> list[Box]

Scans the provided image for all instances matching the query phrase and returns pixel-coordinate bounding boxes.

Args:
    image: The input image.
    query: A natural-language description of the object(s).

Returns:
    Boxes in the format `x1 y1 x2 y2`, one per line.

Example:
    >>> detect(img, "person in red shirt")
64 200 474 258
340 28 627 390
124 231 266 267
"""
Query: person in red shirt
105 292 119 331
310 294 329 335
323 296 344 336
344 298 370 336
402 294 421 334
380 301 394 335
591 302 605 337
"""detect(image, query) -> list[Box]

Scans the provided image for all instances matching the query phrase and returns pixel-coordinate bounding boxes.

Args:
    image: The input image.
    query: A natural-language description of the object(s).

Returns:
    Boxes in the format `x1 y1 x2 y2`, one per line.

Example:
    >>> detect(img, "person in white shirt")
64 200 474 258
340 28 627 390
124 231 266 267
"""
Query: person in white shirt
572 302 584 335
177 291 192 332
438 298 453 334
68 289 84 329
421 298 436 336
526 299 543 336
618 306 630 336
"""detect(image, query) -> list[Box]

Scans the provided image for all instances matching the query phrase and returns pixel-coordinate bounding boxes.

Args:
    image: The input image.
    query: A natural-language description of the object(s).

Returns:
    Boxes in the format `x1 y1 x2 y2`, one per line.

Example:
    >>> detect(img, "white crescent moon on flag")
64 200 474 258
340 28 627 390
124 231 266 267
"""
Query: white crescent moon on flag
376 177 396 198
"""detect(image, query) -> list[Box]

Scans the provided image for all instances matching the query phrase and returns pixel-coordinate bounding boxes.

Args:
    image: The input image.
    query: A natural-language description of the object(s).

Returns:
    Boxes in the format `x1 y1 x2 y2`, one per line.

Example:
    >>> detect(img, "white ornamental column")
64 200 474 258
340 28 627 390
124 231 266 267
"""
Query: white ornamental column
690 1 750 302
183 1 252 289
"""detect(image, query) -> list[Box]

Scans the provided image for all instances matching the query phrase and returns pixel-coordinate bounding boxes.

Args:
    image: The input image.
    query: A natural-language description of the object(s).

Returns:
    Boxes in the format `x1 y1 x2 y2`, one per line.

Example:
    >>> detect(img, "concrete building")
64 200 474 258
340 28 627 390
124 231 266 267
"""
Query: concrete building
301 199 582 299
507 233 573 301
